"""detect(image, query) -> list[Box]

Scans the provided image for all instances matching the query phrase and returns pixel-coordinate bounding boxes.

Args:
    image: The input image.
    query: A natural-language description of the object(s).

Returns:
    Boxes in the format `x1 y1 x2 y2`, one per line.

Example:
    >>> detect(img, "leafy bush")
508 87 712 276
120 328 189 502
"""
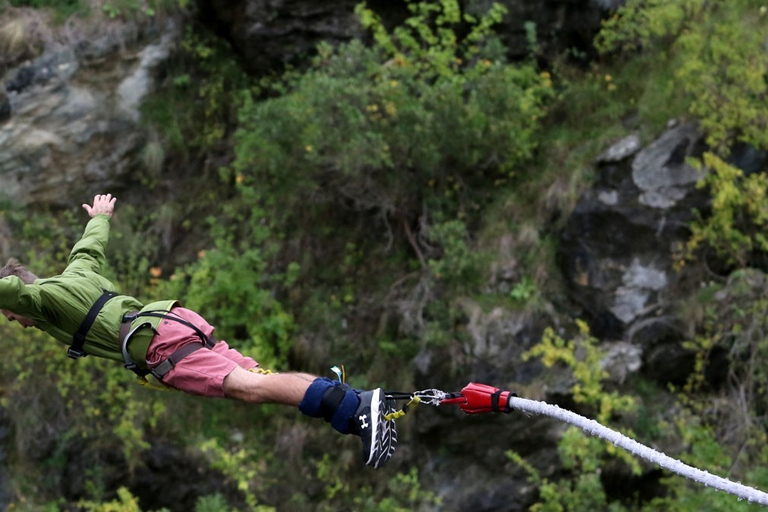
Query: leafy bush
141 25 249 161
678 153 768 270
597 0 768 153
233 0 552 228
513 321 640 511
7 0 84 21
426 219 484 289
157 206 295 370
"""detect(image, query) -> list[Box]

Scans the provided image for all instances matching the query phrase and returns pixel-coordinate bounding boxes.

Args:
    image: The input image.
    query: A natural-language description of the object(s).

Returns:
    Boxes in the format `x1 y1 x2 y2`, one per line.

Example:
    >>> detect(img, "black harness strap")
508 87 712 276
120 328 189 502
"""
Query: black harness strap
491 390 501 413
120 309 217 379
319 386 348 423
68 289 118 359
149 343 208 379
123 310 215 349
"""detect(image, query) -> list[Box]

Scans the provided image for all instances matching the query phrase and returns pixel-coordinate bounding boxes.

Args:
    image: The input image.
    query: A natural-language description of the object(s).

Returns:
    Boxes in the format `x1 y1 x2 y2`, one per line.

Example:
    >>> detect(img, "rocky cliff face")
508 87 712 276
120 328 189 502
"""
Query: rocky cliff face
201 0 611 74
0 19 177 207
559 123 767 386
560 123 709 340
203 0 364 73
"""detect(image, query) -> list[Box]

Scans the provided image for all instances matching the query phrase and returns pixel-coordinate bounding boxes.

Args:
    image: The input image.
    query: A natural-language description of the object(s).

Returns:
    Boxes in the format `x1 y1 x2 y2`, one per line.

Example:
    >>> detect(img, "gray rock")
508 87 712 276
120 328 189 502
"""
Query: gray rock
632 123 705 209
600 341 643 384
559 122 709 339
206 0 364 73
0 21 179 206
118 27 177 121
452 298 552 385
598 188 619 205
202 0 611 74
597 134 641 164
609 259 667 324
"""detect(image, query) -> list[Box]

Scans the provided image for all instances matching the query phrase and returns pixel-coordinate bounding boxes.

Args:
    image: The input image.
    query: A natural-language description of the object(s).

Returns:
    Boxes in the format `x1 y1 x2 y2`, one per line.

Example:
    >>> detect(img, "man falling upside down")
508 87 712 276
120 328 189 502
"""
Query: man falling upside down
0 193 397 468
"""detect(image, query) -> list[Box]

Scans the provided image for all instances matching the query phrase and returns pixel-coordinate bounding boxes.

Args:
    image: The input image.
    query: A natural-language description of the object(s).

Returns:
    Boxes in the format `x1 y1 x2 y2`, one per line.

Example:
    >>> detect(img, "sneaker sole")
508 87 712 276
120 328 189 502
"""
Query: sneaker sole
364 388 381 466
372 398 397 469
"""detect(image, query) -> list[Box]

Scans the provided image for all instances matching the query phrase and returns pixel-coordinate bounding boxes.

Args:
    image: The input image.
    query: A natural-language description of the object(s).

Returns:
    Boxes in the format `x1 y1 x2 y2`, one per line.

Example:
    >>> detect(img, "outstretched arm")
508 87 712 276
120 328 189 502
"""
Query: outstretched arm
65 193 118 275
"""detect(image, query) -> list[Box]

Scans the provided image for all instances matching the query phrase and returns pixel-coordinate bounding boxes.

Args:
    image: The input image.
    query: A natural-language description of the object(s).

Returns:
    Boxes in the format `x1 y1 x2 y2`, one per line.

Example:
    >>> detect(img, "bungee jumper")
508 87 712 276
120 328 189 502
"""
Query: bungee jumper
4 195 768 506
0 194 396 469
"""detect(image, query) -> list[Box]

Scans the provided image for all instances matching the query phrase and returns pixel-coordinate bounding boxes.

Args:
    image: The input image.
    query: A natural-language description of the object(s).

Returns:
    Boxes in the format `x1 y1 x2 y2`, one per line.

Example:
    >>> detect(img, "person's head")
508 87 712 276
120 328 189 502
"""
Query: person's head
0 258 38 284
0 258 37 328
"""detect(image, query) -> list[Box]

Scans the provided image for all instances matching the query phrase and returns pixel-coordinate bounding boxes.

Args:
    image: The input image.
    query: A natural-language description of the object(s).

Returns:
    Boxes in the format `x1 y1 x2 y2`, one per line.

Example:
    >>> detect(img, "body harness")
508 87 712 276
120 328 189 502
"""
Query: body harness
69 290 217 381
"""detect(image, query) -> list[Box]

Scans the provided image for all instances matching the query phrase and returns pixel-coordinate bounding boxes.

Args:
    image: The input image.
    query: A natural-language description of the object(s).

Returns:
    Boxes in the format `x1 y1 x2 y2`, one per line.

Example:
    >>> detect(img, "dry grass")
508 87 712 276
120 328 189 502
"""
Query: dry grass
0 8 51 66
0 19 29 55
0 1 182 71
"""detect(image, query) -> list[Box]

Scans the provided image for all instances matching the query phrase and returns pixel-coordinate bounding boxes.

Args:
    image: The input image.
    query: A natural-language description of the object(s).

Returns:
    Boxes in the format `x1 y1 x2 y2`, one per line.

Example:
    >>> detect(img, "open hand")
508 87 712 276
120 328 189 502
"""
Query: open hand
82 193 117 218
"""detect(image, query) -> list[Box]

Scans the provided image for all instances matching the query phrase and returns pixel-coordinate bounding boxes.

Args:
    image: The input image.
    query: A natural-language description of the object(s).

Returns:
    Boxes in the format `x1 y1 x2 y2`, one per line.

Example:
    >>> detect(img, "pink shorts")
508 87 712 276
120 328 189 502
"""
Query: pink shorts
145 307 258 397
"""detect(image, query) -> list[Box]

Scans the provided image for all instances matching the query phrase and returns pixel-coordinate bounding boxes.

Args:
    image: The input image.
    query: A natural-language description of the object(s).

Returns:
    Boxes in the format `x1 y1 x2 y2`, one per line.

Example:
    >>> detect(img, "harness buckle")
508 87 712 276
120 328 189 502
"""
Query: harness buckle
67 347 87 359
122 312 138 323
124 361 150 378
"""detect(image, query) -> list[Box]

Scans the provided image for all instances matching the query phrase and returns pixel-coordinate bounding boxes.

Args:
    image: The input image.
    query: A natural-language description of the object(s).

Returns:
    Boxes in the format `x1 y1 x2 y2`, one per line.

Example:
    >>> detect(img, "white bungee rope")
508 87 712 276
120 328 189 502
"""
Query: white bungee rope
403 389 768 506
507 395 768 507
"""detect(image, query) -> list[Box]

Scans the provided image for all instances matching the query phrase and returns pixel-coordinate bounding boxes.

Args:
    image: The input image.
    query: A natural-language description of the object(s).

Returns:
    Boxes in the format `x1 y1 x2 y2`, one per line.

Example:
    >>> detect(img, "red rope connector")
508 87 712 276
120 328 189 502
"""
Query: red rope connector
440 382 515 414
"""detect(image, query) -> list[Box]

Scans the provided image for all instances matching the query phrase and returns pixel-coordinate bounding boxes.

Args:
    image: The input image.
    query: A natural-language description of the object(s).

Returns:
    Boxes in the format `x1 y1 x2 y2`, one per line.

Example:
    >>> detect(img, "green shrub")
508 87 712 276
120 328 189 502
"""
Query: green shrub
7 0 84 21
512 321 639 511
427 219 484 289
156 201 295 370
678 153 768 270
597 0 768 153
233 0 552 228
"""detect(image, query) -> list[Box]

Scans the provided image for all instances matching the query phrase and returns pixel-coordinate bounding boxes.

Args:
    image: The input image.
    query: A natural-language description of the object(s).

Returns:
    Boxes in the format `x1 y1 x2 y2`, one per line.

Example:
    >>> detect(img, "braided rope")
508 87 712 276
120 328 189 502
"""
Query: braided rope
508 396 768 506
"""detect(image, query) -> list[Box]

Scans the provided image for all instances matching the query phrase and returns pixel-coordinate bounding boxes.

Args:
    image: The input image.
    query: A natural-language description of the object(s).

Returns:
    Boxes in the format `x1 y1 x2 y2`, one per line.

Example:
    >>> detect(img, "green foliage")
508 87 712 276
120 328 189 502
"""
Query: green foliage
513 321 639 511
597 0 768 152
682 269 768 429
78 487 143 512
678 153 768 269
7 0 85 21
525 321 635 421
509 276 536 302
158 209 295 370
141 26 250 161
355 0 509 81
234 0 552 228
198 438 275 511
229 0 552 385
426 219 484 289
99 0 179 20
195 494 236 512
315 455 440 512
512 269 768 512
4 0 180 22
640 274 768 511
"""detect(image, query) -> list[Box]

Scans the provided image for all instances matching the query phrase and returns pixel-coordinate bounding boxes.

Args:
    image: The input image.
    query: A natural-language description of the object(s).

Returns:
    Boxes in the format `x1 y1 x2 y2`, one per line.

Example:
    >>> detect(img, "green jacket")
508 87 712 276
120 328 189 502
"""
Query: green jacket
0 214 177 367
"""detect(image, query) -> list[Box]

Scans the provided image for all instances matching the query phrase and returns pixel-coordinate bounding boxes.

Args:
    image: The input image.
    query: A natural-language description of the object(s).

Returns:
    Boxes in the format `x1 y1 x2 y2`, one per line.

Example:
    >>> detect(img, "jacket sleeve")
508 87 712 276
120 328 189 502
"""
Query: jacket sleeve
64 214 111 275
0 276 41 317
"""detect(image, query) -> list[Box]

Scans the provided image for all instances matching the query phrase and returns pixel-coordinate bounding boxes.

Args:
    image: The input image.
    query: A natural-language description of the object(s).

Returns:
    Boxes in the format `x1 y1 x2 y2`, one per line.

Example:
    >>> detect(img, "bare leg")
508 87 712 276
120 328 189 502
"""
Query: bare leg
223 366 318 405
223 367 398 468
